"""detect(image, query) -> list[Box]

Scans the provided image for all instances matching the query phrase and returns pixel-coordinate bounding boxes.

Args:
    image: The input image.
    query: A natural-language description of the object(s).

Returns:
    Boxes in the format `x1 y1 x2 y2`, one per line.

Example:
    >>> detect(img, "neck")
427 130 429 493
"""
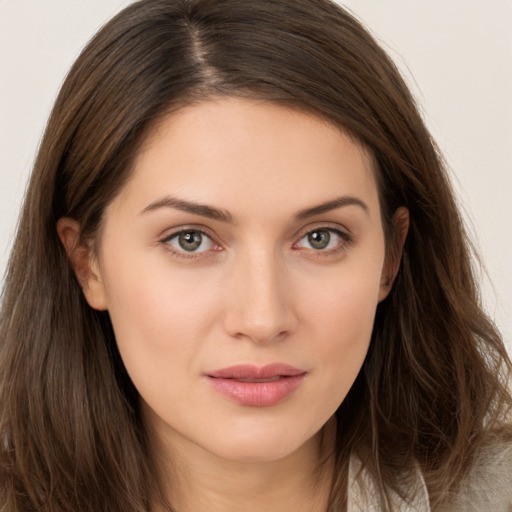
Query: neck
150 420 336 512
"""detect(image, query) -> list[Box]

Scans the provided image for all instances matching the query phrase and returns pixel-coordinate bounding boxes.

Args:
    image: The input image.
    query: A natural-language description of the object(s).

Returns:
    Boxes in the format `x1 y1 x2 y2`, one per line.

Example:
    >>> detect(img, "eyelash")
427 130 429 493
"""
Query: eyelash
159 225 352 260
293 226 352 256
159 227 221 260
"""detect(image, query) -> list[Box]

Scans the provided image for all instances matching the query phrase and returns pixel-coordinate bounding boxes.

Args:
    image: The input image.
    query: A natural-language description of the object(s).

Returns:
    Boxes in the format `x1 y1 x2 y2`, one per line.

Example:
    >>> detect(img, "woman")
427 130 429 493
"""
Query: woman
1 0 511 510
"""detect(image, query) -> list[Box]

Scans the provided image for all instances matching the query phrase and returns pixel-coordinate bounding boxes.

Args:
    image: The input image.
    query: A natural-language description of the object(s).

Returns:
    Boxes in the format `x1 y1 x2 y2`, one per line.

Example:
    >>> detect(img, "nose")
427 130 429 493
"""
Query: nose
223 248 297 344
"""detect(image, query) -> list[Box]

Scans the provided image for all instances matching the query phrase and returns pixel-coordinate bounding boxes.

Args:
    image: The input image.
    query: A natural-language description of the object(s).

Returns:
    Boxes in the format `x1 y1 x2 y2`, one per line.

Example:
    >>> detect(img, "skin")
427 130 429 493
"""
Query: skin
58 98 408 512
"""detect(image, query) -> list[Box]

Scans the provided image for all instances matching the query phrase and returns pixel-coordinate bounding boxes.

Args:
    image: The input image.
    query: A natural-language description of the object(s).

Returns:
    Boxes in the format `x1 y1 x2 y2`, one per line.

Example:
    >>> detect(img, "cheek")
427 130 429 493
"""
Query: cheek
300 256 383 391
100 250 223 389
303 251 383 338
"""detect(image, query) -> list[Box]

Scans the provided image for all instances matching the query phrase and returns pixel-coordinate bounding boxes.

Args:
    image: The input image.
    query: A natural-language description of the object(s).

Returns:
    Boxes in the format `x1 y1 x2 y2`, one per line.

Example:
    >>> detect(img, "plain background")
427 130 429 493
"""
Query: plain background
0 1 511 354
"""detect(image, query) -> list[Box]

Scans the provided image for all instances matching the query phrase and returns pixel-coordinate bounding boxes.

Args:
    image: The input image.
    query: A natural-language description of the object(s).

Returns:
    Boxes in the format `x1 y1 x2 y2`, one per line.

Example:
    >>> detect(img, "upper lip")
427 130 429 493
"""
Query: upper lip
207 364 306 380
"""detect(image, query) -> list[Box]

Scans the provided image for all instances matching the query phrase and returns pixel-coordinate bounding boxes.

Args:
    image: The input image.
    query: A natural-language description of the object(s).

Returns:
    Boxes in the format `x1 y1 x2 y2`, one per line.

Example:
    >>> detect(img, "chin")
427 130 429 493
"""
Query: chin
199 424 321 464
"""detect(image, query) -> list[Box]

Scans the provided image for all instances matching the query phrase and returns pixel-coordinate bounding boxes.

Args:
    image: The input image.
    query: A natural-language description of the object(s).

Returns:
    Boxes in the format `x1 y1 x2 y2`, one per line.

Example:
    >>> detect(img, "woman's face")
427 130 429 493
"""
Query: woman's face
81 98 392 463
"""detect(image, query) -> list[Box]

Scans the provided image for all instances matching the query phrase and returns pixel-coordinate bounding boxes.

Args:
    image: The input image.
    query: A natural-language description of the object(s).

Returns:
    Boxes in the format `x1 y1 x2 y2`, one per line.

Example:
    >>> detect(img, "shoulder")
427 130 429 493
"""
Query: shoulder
435 436 512 512
348 455 430 511
348 436 512 512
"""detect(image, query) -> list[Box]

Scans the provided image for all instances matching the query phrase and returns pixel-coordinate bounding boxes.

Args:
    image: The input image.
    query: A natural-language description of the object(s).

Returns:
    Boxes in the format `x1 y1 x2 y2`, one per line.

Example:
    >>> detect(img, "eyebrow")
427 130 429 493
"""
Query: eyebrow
141 195 369 222
295 196 369 219
141 196 233 223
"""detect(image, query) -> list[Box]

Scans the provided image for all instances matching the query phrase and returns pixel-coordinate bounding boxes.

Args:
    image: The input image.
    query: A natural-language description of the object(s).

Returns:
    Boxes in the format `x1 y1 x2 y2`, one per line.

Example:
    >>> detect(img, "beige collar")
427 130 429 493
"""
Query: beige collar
347 455 431 512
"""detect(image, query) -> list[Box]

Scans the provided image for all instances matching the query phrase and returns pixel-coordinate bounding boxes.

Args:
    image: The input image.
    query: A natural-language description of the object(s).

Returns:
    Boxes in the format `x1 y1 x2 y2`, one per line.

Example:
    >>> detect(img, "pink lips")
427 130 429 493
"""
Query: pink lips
206 364 306 407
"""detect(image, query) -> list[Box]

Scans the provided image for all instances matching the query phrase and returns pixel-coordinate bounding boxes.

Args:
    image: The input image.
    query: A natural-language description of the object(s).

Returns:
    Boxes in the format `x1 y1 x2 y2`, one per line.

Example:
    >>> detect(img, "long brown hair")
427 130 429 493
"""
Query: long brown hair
1 1 511 510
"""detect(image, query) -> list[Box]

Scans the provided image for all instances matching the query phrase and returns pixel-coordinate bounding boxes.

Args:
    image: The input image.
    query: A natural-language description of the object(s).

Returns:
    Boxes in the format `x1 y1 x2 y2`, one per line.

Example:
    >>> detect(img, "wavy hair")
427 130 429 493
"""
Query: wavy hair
1 0 511 510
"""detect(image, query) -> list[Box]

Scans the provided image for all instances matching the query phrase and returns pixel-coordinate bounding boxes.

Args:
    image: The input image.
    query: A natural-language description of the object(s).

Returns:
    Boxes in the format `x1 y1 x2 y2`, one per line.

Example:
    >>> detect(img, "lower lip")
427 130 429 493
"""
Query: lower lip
207 374 306 407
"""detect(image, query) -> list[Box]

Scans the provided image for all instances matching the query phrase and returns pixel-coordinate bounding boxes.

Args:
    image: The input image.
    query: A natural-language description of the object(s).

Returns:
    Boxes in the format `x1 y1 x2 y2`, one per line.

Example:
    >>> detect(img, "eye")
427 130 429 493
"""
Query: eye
165 230 216 253
295 228 347 251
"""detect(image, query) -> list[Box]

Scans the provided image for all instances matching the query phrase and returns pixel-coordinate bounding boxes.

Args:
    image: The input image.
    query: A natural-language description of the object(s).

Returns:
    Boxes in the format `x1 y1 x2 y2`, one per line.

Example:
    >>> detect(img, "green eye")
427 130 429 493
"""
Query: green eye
307 230 331 250
296 228 346 251
179 231 202 251
167 230 215 253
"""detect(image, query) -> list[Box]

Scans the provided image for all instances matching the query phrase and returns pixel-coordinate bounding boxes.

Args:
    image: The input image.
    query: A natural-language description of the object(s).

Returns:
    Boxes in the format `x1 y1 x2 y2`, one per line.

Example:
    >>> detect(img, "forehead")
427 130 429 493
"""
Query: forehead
111 97 380 221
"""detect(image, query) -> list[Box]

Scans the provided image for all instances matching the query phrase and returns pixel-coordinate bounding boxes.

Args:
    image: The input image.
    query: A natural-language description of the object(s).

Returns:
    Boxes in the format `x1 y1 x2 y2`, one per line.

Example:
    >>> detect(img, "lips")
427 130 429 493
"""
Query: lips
206 364 307 407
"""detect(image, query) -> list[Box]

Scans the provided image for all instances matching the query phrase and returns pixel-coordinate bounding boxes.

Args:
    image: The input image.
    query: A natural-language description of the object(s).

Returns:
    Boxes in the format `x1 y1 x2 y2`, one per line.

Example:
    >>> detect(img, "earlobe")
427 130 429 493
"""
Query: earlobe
378 207 409 302
56 217 108 311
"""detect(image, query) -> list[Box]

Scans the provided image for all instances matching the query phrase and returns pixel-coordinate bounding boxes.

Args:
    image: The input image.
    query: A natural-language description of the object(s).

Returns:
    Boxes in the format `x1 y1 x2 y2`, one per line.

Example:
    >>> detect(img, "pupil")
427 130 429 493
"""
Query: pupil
179 231 202 251
308 230 330 250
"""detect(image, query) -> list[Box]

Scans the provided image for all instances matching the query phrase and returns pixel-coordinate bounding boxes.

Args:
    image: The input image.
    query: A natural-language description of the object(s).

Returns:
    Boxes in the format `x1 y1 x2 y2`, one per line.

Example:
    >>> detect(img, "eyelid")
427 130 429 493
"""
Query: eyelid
293 222 352 242
159 225 223 259
292 223 353 254
159 223 218 242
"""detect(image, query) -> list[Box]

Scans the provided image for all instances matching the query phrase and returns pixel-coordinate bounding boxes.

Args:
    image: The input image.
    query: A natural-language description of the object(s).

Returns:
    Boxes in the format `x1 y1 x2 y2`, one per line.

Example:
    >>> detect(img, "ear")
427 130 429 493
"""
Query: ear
378 207 409 302
56 217 108 311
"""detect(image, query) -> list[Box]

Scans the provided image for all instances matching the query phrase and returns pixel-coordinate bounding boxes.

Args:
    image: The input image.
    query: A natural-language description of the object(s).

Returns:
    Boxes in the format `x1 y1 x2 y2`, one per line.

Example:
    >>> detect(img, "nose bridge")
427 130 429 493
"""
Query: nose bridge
224 243 295 343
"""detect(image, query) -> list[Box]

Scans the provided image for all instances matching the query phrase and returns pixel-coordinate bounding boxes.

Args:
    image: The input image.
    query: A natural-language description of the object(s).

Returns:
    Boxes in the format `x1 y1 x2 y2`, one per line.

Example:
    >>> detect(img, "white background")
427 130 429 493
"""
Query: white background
0 1 511 353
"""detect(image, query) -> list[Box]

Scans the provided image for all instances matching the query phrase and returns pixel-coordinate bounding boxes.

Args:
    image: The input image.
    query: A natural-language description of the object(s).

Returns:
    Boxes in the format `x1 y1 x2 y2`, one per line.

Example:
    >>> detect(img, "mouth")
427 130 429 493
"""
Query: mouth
206 364 307 407
233 376 282 383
